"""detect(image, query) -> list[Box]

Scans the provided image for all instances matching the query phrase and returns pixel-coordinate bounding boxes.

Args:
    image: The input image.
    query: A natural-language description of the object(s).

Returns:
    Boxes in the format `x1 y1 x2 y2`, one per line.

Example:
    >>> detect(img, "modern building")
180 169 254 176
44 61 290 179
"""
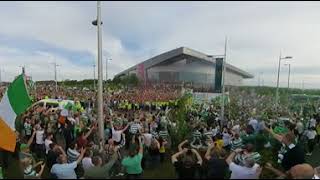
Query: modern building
116 47 253 92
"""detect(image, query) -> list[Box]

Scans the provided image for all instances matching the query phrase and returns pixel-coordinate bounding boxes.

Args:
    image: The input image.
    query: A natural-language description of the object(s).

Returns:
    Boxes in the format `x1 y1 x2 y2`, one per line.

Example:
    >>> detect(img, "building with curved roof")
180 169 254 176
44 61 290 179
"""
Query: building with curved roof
116 47 253 92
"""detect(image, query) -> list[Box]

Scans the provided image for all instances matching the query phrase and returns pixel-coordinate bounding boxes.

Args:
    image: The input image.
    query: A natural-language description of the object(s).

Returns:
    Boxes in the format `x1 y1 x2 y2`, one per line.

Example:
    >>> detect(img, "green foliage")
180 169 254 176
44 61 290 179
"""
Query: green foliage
168 94 192 148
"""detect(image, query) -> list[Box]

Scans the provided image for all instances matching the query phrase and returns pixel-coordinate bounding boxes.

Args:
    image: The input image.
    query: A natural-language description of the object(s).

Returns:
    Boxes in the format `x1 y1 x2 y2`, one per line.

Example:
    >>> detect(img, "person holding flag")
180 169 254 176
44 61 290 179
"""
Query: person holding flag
0 74 32 152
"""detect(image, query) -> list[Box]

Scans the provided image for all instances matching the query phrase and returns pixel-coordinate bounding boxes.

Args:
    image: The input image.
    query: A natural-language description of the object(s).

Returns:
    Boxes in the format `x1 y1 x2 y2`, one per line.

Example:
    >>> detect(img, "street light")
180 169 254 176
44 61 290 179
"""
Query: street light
284 63 291 90
50 62 60 92
275 53 292 106
284 63 291 107
92 0 105 149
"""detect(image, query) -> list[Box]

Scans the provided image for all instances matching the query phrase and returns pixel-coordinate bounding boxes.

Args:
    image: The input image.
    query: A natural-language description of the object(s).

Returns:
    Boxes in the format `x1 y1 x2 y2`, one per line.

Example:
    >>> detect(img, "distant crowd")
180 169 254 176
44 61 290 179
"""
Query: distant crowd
0 83 320 179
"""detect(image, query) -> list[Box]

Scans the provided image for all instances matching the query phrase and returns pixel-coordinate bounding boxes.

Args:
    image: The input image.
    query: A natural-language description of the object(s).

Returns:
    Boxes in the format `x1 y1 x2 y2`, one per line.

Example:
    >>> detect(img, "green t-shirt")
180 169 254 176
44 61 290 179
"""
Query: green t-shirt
121 153 143 174
241 134 256 145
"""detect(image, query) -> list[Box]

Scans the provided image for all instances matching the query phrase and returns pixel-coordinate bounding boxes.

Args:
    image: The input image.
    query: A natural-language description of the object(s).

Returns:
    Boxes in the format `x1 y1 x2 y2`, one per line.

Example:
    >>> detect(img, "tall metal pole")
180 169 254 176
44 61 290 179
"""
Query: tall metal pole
96 0 105 147
93 64 96 91
287 64 291 90
54 62 57 92
105 58 108 81
51 61 59 92
285 64 291 107
275 52 281 107
221 37 227 126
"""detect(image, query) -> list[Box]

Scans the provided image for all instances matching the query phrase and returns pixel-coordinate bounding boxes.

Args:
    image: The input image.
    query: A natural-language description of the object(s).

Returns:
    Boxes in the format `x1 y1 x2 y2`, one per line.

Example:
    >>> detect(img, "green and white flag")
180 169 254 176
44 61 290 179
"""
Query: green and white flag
0 74 32 152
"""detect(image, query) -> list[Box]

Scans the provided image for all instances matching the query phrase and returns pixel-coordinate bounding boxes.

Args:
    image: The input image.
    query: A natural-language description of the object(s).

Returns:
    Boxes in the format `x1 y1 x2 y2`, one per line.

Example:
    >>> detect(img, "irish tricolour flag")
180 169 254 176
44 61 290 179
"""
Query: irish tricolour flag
0 74 32 152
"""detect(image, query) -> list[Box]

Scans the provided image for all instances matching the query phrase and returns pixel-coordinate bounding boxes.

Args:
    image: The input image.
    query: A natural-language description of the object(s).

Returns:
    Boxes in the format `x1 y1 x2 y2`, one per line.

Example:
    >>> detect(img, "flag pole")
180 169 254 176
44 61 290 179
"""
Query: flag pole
96 0 105 148
221 37 227 127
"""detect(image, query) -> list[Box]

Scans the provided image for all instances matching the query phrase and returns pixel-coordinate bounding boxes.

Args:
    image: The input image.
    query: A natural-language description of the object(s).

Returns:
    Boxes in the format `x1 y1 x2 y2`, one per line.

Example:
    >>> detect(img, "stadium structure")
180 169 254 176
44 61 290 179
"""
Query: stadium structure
116 47 253 92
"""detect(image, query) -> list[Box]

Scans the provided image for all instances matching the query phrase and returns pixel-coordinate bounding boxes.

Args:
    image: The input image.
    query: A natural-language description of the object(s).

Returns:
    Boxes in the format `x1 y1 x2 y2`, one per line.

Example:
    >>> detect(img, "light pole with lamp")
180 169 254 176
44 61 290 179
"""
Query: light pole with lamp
284 63 291 107
92 0 105 149
50 61 60 92
284 63 291 90
275 53 292 106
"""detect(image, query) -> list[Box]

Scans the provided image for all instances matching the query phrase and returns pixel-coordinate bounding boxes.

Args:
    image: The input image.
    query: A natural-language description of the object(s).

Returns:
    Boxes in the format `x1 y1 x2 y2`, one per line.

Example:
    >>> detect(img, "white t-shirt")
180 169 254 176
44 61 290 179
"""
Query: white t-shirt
45 139 53 154
310 119 317 128
61 109 69 117
296 122 304 134
51 162 77 179
307 130 317 140
229 162 260 179
223 132 232 146
143 133 153 147
249 119 258 131
36 130 45 144
111 128 122 143
82 157 94 171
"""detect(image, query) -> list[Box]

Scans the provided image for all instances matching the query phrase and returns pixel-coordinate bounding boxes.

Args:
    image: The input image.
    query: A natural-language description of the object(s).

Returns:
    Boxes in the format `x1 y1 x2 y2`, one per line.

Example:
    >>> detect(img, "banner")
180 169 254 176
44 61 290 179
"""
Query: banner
214 58 224 93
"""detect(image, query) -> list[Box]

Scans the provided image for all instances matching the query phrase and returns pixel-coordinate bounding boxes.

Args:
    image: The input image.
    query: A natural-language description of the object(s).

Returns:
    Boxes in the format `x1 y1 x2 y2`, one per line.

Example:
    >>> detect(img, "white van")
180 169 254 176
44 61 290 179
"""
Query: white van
32 99 75 110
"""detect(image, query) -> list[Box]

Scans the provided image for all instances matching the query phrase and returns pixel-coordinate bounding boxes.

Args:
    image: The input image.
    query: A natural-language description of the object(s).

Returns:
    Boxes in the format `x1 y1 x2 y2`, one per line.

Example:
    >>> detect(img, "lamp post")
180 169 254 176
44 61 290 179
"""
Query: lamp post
284 63 291 107
275 53 292 106
50 62 60 92
284 63 291 90
221 37 227 126
92 0 105 148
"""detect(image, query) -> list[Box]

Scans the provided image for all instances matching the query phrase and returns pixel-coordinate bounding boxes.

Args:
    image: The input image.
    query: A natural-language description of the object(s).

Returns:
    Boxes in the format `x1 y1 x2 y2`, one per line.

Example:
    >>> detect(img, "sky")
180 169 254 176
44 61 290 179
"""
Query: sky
0 1 320 89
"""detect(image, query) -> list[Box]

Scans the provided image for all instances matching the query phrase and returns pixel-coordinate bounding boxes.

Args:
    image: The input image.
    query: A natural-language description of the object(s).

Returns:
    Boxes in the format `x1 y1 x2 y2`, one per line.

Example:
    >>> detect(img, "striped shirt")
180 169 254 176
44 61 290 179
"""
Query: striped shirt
204 131 213 140
67 148 80 163
159 130 169 140
235 152 261 165
129 123 141 134
192 130 202 140
231 138 243 151
151 131 159 139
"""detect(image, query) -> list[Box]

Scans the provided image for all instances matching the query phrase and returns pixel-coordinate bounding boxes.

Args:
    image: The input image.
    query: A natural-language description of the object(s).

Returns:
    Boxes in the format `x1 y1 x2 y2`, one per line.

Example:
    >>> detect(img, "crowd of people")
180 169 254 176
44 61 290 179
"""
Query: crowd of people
0 83 320 179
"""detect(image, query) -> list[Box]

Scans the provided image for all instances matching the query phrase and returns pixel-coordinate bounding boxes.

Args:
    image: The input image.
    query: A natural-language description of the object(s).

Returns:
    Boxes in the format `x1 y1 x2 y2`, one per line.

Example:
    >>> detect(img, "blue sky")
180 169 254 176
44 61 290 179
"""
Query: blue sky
1 1 320 88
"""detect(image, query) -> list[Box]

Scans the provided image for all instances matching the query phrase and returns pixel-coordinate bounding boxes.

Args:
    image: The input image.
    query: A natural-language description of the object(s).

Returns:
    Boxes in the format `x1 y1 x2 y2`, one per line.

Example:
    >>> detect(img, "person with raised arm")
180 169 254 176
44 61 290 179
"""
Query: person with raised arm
50 147 86 179
171 148 202 179
264 126 305 171
121 135 144 179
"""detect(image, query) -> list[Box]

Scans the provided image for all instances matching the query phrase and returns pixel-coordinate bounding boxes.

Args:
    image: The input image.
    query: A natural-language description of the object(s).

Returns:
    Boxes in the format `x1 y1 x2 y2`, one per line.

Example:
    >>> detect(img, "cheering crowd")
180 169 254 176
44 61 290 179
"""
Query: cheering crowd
1 83 320 179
